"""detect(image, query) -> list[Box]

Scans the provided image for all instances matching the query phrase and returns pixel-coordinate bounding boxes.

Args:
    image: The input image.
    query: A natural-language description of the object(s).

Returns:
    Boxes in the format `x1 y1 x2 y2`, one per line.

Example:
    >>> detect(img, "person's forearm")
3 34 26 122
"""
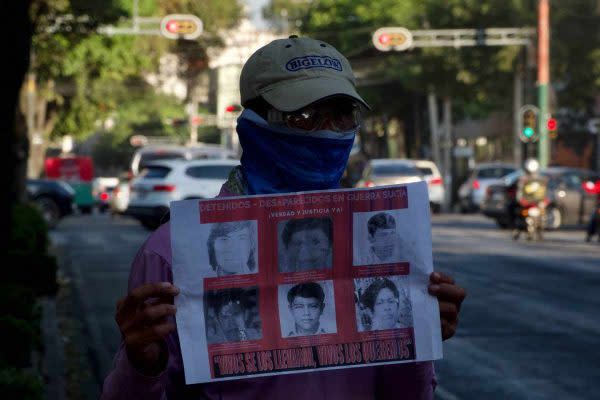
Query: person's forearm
101 344 168 400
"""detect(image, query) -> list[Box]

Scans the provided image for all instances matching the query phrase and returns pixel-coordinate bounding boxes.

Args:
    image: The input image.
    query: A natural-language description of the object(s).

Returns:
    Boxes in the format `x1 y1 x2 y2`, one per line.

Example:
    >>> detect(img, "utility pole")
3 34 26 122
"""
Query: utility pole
513 66 524 166
442 98 452 212
427 91 441 168
537 0 550 168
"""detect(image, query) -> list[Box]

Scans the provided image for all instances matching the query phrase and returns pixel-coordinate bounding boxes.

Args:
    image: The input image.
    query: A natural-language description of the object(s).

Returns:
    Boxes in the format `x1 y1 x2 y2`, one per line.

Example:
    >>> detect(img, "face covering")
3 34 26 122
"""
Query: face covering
236 110 356 195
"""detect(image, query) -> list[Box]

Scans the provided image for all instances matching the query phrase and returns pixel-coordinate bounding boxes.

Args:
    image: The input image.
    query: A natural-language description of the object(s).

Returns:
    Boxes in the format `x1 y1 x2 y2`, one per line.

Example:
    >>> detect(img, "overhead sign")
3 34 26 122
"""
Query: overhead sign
372 27 413 52
160 14 203 40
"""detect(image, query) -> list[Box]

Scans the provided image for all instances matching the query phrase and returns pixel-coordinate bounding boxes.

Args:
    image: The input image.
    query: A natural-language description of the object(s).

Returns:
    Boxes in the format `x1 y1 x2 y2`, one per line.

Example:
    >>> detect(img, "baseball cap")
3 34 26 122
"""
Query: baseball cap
240 35 370 112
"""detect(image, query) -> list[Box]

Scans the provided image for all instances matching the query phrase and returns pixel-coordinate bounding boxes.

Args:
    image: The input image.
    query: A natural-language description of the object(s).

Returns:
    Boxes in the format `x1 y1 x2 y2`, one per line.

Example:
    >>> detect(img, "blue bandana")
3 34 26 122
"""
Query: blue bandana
236 110 356 195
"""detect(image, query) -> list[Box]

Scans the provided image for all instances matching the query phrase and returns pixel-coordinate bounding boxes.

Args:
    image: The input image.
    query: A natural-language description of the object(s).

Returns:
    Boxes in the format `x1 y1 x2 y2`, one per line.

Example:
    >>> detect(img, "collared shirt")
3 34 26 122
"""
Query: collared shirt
100 184 437 400
286 325 328 338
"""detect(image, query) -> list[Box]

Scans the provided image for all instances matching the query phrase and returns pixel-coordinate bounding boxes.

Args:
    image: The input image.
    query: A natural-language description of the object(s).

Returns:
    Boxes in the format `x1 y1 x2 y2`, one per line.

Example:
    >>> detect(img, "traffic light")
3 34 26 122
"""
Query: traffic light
225 104 242 113
372 27 414 52
519 105 539 143
160 14 203 40
547 117 558 139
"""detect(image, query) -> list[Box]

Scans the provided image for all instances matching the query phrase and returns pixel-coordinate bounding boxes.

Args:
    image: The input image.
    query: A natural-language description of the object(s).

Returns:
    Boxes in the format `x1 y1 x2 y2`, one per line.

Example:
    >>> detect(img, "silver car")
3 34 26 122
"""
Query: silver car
458 163 516 212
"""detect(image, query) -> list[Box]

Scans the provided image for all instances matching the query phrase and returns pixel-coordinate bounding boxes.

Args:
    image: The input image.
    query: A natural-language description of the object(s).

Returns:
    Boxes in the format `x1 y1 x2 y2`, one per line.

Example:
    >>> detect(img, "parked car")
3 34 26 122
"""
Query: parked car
26 179 75 228
92 177 119 213
413 159 445 213
458 163 517 212
481 167 598 229
126 159 239 229
129 144 237 177
355 159 424 189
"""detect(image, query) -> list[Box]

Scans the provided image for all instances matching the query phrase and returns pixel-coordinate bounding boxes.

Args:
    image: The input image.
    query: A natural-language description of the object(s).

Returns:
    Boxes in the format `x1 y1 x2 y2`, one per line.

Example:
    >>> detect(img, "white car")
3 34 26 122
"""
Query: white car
413 160 445 213
126 159 239 229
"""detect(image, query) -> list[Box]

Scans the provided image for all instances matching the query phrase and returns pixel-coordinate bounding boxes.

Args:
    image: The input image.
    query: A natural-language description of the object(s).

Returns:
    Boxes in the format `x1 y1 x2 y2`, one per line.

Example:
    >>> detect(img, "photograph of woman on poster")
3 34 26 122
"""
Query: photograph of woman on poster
355 276 412 331
207 220 258 277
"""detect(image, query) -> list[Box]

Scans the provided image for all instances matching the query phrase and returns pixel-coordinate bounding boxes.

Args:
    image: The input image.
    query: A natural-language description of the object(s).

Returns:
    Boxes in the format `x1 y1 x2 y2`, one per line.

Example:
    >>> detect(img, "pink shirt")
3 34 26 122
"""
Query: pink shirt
101 187 436 399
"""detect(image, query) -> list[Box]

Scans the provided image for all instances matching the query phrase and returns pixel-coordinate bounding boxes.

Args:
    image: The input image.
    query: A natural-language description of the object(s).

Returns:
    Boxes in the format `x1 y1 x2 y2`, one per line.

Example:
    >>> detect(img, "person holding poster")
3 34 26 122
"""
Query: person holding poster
103 36 466 400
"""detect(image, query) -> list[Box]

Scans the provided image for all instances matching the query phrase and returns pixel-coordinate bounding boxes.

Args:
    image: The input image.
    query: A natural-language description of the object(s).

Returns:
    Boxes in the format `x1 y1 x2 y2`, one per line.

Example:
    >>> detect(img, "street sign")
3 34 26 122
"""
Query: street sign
160 14 203 40
372 27 413 51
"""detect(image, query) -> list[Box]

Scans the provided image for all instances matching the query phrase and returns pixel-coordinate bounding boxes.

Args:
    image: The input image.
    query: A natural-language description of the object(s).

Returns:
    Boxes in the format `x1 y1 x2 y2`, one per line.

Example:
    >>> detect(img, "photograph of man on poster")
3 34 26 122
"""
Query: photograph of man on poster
354 276 412 332
205 287 262 344
278 218 333 272
280 281 336 337
353 211 413 266
207 220 258 277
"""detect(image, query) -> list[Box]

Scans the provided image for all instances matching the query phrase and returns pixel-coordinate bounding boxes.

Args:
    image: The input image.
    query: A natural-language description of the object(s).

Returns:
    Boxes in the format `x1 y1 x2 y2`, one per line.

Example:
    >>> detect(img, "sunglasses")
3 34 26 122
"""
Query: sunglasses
267 98 362 133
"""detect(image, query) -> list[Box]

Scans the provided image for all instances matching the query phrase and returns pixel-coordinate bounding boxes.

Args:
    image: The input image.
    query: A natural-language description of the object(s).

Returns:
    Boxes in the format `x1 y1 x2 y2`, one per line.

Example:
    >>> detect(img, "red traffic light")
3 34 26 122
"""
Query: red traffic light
225 104 242 113
372 27 413 52
160 14 203 40
165 21 179 34
547 118 557 131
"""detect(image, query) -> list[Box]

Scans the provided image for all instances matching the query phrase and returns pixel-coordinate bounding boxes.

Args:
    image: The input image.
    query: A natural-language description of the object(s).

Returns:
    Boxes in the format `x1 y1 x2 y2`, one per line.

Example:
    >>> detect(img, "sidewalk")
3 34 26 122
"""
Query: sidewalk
42 240 101 400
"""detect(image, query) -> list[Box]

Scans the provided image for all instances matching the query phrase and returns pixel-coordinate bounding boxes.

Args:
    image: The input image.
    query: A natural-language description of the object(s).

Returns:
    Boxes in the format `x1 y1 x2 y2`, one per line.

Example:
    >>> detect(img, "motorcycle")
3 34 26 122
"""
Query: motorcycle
512 199 546 241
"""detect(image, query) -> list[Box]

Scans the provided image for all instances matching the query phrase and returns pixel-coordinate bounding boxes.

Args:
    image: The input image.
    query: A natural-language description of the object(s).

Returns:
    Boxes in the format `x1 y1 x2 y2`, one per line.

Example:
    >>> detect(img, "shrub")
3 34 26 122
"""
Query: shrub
0 368 43 400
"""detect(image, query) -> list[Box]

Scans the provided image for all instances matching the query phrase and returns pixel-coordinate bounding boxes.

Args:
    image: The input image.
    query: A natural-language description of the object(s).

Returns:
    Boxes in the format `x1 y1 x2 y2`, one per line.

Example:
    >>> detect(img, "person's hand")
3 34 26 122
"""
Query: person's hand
428 272 466 341
115 282 179 376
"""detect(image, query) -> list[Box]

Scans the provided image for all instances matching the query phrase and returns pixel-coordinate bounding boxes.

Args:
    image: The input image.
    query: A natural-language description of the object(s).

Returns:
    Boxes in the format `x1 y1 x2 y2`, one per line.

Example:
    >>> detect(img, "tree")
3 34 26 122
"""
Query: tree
26 0 242 177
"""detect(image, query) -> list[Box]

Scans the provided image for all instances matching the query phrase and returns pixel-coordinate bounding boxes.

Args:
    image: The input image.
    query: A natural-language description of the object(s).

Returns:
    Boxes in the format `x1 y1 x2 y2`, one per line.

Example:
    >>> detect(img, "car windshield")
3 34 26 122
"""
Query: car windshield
139 166 172 179
185 165 236 179
417 167 434 176
476 167 515 179
372 164 421 177
139 152 186 170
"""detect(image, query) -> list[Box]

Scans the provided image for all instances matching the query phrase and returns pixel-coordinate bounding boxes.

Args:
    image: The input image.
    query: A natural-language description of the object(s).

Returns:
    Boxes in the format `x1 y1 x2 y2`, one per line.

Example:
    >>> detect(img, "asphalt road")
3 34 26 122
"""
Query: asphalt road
50 212 600 399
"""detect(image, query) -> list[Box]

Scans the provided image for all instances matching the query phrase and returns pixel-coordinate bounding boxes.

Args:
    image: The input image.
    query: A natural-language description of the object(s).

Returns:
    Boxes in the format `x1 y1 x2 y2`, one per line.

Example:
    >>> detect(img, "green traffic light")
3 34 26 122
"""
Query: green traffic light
523 127 535 138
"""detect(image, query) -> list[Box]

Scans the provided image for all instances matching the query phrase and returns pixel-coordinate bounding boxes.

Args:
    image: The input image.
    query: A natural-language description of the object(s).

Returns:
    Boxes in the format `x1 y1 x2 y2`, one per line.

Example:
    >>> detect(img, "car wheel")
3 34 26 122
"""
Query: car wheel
33 196 60 228
545 207 562 230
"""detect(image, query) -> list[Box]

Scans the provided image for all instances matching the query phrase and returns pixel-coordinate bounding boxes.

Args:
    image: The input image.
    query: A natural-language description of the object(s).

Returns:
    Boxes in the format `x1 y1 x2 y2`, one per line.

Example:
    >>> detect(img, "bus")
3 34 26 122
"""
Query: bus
44 156 95 213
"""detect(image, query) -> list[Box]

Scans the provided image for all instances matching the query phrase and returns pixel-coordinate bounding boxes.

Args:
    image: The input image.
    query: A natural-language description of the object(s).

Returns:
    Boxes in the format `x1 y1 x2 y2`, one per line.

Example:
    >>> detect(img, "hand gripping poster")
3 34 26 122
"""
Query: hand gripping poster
170 181 442 384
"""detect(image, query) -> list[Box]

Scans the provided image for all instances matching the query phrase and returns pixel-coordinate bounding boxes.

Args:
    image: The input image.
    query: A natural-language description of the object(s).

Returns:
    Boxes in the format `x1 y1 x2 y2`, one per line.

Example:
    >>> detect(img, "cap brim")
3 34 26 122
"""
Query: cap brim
259 77 371 112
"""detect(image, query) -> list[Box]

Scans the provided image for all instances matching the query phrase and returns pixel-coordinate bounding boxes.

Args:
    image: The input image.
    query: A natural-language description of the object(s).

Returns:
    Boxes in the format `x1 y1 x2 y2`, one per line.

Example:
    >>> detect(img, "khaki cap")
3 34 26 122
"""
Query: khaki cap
240 36 370 112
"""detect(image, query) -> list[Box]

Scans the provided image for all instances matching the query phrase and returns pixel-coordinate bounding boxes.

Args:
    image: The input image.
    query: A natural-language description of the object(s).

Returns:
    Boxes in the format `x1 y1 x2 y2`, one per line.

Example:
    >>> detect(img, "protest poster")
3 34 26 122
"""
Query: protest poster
170 181 442 384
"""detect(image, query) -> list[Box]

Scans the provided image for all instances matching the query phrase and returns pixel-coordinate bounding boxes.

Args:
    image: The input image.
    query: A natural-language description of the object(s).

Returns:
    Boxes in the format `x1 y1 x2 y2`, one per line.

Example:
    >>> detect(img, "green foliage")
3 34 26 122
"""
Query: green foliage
0 368 43 400
9 204 49 255
0 316 41 368
32 0 243 142
265 0 600 117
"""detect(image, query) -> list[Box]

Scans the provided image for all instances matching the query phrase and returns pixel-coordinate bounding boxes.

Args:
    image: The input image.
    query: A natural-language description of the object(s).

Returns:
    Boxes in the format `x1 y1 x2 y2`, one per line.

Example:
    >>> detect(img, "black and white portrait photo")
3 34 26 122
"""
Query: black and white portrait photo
353 210 414 266
204 287 262 345
278 281 337 337
206 220 258 277
278 218 333 272
354 276 412 332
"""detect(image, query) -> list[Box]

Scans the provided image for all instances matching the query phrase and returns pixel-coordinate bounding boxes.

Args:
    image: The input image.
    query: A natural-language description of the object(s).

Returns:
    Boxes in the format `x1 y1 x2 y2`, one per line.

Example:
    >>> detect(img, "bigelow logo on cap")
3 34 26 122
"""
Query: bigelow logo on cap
285 55 343 72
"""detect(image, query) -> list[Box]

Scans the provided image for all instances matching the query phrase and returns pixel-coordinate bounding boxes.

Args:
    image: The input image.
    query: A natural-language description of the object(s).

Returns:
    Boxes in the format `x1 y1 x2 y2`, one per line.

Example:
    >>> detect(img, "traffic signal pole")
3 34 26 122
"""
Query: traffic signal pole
537 0 550 168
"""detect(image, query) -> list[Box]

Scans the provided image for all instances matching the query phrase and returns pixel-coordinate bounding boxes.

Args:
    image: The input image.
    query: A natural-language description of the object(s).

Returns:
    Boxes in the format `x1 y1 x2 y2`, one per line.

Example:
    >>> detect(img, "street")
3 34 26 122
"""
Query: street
50 212 600 400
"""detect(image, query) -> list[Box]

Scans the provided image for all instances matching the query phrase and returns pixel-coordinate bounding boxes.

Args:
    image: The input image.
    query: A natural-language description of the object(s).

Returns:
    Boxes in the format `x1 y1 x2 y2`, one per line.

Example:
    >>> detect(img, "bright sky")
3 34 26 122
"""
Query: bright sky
244 0 269 28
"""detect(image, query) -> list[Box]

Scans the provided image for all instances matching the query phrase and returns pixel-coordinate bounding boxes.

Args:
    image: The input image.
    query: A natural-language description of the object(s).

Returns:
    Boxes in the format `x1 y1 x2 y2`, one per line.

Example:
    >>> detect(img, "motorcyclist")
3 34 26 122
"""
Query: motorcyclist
512 158 549 240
